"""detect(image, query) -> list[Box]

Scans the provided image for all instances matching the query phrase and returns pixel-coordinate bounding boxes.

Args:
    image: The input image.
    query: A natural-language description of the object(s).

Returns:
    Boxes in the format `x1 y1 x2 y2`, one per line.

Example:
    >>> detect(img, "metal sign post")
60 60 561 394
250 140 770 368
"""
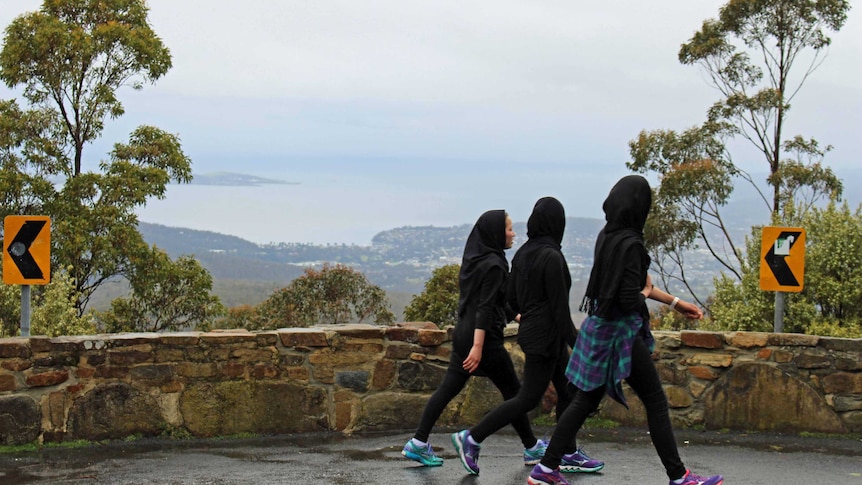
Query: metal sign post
21 285 31 337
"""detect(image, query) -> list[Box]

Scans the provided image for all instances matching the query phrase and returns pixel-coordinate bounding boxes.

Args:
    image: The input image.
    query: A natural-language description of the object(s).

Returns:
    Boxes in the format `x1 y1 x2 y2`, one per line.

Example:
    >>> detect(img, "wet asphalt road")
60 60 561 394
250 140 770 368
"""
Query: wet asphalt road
0 426 860 484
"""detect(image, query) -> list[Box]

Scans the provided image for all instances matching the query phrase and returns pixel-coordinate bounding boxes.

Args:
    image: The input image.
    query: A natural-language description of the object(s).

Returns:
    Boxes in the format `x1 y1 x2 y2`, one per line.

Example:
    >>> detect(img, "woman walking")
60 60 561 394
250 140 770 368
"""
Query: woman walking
402 209 548 467
526 175 723 485
452 197 603 476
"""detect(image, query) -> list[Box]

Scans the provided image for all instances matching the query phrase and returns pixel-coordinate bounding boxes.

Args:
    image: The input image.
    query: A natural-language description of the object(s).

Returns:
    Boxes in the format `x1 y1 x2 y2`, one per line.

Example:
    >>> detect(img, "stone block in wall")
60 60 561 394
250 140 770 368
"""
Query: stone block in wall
766 333 819 347
48 390 67 430
652 331 681 349
180 381 329 437
330 324 387 340
418 329 447 347
834 351 862 371
657 362 688 385
175 362 218 379
681 331 724 349
688 365 719 381
1 358 31 372
255 333 279 346
397 360 446 392
32 353 77 367
129 364 175 386
728 332 769 348
385 343 419 360
220 361 245 379
336 370 369 392
372 359 396 390
831 395 862 412
278 328 330 348
773 350 794 363
158 333 200 347
596 391 646 427
665 385 692 408
110 334 161 347
843 410 862 431
704 362 845 433
356 392 428 431
108 346 154 366
336 342 385 355
794 351 832 369
29 336 81 354
450 376 505 427
67 382 165 441
0 374 16 391
0 395 40 445
387 322 439 343
308 348 380 384
25 369 69 388
821 372 862 394
250 363 279 379
284 367 310 382
819 337 862 352
334 389 357 431
231 347 277 363
684 353 733 368
0 339 30 358
154 348 185 363
201 332 256 346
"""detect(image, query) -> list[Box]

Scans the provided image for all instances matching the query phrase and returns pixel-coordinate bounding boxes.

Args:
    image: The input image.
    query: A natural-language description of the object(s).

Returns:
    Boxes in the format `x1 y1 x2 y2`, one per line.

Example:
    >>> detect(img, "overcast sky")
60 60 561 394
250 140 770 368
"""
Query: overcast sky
1 1 860 244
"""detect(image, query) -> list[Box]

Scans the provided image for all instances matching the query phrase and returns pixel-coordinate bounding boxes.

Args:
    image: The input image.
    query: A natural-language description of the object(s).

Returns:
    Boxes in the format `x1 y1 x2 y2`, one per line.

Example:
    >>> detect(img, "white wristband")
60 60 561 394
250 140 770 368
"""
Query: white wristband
670 297 680 309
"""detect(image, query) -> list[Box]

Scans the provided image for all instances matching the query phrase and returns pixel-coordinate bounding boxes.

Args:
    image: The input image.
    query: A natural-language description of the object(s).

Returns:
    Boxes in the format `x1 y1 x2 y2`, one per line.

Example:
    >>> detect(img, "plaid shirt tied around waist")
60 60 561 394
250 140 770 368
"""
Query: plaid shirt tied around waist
565 312 655 408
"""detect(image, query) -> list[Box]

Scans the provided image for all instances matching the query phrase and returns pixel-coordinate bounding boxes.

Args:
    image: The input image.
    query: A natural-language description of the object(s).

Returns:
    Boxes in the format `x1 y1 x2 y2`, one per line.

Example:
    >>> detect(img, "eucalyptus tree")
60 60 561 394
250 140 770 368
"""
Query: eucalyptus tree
627 0 850 305
0 0 218 330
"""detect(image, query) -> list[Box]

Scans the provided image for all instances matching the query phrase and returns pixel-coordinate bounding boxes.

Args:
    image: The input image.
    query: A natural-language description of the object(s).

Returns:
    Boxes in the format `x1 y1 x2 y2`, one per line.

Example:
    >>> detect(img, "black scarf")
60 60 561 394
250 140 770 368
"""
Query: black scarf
458 209 508 317
580 175 651 316
511 197 569 289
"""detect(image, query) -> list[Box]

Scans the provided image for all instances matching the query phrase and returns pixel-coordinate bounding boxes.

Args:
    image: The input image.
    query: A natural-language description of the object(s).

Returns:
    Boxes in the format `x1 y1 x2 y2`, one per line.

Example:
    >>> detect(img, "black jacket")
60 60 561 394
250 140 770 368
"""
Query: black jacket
507 197 576 357
451 210 516 360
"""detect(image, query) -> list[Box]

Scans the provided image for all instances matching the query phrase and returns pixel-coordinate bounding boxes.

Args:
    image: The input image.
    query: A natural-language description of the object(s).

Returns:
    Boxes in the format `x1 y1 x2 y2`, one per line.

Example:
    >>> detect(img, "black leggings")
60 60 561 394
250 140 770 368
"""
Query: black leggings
413 345 537 448
541 336 686 480
469 350 577 450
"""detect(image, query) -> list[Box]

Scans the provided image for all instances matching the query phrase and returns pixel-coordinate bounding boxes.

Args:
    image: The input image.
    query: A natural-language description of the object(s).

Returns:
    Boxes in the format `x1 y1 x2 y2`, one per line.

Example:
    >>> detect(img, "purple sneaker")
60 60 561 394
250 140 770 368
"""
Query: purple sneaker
451 430 480 475
527 464 571 485
672 469 724 485
560 447 605 473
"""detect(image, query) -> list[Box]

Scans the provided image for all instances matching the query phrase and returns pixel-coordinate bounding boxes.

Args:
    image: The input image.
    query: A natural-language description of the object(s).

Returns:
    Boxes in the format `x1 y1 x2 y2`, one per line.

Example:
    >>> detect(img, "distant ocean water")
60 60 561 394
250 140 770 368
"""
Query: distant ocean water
135 160 861 246
135 159 627 245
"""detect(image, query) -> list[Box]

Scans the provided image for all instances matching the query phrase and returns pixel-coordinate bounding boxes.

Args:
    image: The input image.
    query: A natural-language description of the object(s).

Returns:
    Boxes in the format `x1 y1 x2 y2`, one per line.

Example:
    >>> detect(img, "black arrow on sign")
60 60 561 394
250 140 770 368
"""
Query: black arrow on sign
6 220 47 280
764 230 802 287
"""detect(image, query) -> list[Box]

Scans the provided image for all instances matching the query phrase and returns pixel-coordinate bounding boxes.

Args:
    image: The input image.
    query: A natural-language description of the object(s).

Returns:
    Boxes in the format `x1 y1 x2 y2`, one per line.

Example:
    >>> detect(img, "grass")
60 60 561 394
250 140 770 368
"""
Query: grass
0 439 93 454
532 413 620 429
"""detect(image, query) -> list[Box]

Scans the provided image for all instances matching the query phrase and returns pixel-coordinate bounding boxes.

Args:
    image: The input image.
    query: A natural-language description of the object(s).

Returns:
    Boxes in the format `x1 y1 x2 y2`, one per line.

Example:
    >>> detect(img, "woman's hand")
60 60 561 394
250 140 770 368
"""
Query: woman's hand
641 274 654 298
674 299 704 320
462 345 483 373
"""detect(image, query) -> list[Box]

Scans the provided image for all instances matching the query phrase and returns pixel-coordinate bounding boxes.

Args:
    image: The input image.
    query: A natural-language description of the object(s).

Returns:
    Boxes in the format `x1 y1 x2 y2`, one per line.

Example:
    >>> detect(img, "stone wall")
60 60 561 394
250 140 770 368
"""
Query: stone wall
0 323 859 446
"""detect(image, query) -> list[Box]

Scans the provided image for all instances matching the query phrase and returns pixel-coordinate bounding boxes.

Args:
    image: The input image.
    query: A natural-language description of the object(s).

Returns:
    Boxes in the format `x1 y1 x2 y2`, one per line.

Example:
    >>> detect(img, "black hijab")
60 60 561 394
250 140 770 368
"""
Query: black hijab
458 209 508 317
511 197 569 286
580 175 652 316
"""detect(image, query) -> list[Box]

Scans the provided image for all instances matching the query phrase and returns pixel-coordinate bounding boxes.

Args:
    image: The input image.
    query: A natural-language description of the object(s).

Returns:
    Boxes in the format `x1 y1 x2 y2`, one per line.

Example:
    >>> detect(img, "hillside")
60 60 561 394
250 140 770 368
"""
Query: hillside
137 217 606 291
132 218 609 311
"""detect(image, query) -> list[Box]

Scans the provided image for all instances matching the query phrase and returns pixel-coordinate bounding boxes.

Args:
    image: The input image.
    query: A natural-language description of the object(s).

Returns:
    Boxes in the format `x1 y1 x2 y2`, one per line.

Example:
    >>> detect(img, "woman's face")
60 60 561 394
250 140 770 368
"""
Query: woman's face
504 216 515 249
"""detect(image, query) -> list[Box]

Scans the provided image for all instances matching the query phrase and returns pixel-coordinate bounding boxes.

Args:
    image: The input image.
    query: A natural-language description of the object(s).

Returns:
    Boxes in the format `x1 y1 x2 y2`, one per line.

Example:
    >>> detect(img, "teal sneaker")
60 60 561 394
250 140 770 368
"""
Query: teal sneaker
524 439 548 465
402 439 443 466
